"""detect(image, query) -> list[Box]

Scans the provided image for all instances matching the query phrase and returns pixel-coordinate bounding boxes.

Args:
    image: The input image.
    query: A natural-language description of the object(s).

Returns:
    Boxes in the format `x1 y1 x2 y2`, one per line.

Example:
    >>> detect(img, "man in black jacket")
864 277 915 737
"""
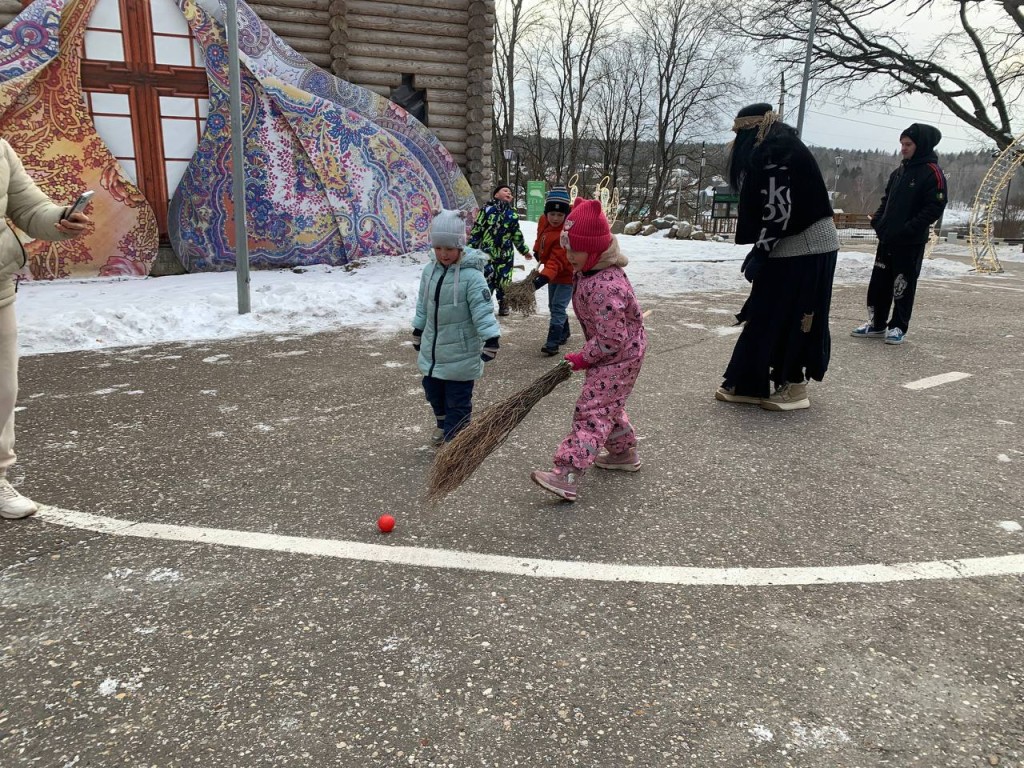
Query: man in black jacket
851 123 947 345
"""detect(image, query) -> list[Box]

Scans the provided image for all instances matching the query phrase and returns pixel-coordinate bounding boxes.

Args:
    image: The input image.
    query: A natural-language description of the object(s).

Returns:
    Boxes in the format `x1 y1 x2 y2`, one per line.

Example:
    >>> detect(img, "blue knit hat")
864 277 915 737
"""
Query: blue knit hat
544 186 572 215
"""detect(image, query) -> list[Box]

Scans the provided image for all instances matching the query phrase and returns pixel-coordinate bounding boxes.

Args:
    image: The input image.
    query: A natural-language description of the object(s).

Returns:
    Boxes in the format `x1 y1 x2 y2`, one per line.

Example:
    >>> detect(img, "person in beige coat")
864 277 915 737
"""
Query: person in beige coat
0 138 91 519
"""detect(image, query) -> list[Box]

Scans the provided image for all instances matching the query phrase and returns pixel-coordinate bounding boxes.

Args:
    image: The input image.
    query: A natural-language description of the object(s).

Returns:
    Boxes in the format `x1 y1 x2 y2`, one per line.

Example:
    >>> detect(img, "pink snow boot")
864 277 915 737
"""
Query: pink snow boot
594 447 641 472
530 467 581 502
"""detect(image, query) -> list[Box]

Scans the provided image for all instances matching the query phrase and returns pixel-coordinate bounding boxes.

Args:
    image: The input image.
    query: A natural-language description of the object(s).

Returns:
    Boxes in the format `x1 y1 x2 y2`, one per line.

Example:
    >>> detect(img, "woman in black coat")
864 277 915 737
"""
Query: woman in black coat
716 103 839 411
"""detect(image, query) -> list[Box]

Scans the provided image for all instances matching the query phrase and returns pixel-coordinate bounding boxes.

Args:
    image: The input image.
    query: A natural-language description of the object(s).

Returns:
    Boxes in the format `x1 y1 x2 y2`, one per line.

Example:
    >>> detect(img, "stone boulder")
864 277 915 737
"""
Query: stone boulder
623 221 643 235
642 224 659 236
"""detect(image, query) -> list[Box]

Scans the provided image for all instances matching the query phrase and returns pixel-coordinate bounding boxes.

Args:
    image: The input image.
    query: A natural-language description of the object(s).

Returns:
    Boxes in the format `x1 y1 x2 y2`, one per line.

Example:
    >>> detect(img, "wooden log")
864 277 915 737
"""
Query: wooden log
414 74 471 90
348 0 468 9
347 27 467 52
283 37 332 55
428 100 467 116
250 5 330 25
426 113 466 130
346 55 467 78
426 88 468 104
432 126 467 143
360 84 391 97
258 18 332 39
305 52 333 68
347 0 467 24
344 42 468 65
347 13 466 38
345 69 404 87
250 0 330 12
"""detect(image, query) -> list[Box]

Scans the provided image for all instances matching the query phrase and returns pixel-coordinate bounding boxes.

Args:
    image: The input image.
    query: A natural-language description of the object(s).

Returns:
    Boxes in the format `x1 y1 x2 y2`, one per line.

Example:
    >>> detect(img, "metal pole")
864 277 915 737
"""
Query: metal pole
676 170 682 220
1001 176 1012 236
796 0 819 137
778 72 786 120
225 0 250 314
513 152 521 212
693 143 705 226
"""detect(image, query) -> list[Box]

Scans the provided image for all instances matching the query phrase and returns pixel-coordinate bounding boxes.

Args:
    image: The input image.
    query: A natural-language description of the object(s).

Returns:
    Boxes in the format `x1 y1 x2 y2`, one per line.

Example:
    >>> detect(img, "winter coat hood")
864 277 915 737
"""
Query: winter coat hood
430 245 488 272
902 123 941 161
586 237 629 272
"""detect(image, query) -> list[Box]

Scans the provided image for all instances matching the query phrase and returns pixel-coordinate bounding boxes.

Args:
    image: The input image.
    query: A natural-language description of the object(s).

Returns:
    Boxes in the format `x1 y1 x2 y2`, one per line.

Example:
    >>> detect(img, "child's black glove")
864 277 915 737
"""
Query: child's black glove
533 274 550 291
412 328 422 351
481 337 499 362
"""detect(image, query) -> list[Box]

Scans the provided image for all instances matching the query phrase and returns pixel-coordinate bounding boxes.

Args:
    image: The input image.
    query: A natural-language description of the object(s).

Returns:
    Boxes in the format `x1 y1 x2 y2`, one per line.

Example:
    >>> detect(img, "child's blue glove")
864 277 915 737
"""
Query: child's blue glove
481 337 499 362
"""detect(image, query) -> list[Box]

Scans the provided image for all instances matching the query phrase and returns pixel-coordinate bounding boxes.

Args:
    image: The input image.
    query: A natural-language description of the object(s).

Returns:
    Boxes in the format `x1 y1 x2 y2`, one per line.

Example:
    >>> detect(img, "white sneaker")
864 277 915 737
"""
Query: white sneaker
0 479 38 519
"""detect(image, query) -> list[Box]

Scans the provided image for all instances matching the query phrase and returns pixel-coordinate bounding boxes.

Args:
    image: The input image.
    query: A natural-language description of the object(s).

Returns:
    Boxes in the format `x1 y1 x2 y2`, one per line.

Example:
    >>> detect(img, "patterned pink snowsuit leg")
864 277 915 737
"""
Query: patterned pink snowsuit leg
554 261 646 472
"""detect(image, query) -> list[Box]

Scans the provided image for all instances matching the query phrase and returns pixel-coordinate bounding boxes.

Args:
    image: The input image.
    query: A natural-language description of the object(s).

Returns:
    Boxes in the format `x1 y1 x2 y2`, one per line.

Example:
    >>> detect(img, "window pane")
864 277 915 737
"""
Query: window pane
154 35 193 67
90 92 130 115
165 160 190 196
92 115 135 157
84 30 124 62
150 0 189 34
119 160 138 185
159 96 196 118
89 0 121 29
162 117 199 159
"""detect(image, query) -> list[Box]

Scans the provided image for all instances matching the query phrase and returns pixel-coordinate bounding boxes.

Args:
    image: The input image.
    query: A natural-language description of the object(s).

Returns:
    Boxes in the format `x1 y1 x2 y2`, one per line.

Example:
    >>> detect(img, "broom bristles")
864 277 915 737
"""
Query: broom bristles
503 269 538 316
425 360 573 503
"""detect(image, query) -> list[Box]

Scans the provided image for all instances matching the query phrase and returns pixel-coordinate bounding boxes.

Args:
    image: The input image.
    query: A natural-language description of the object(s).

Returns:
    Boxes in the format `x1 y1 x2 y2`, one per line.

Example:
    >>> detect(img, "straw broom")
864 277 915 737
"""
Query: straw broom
425 359 573 503
502 268 539 316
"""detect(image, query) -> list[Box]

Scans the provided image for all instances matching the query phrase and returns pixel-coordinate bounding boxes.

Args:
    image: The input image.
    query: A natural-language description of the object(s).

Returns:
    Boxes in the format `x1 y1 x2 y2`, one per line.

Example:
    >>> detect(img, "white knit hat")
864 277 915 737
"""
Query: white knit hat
430 208 467 248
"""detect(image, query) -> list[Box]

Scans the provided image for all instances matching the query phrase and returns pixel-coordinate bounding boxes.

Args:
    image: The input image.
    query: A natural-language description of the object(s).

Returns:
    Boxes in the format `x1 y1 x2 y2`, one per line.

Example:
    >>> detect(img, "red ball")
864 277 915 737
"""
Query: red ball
377 514 395 533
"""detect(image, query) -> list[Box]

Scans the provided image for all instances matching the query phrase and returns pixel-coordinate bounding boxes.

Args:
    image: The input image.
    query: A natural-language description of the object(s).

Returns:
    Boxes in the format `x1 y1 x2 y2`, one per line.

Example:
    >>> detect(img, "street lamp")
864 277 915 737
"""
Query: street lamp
833 155 842 198
502 148 513 183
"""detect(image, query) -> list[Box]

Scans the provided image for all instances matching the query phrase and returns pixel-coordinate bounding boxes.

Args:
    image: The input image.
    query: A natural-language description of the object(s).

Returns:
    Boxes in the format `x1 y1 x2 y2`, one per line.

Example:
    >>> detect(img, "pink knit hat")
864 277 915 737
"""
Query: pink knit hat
562 198 612 270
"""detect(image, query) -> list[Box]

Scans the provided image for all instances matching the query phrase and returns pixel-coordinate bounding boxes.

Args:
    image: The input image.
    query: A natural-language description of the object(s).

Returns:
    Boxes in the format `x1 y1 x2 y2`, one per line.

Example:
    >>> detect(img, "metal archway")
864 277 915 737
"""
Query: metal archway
969 133 1024 273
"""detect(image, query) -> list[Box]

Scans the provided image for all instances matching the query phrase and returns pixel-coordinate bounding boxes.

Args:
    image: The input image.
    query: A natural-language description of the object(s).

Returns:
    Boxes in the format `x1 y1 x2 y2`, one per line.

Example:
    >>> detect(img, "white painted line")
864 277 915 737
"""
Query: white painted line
959 283 1024 293
36 507 1024 588
903 371 972 391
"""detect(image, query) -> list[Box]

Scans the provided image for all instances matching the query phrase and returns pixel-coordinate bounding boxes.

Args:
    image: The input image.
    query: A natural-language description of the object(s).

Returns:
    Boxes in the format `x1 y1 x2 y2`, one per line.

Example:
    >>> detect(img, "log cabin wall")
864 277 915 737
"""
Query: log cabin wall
0 0 22 25
326 0 494 200
0 0 494 202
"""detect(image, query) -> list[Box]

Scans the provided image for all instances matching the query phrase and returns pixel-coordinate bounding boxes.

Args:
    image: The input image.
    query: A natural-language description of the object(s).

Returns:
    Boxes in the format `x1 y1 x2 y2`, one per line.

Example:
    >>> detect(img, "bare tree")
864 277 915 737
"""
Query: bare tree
493 0 540 179
590 35 654 214
638 0 745 215
550 0 621 180
741 0 1024 148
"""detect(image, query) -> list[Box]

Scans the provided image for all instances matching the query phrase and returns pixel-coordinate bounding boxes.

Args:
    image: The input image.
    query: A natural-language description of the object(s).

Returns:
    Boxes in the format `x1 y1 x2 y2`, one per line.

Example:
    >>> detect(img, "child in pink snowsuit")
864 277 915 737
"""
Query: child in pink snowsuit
531 198 647 502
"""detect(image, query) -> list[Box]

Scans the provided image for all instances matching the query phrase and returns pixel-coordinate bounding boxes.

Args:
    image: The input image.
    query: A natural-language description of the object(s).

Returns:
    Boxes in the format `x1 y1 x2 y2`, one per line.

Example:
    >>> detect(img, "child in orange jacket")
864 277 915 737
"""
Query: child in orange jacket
531 186 574 356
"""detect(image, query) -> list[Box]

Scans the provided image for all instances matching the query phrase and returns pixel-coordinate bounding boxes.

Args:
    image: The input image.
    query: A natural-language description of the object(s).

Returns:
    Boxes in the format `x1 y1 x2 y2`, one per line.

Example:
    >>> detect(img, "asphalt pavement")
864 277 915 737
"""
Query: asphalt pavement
1 263 1022 767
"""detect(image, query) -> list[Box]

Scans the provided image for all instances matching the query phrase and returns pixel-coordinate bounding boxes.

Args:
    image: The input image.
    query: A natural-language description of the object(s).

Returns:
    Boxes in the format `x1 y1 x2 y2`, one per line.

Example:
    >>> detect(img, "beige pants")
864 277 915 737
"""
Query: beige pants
0 301 18 477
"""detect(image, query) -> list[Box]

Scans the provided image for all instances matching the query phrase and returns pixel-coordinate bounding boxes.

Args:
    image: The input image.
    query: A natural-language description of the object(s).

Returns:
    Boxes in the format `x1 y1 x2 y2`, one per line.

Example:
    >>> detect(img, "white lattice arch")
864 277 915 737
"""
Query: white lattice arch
969 132 1024 273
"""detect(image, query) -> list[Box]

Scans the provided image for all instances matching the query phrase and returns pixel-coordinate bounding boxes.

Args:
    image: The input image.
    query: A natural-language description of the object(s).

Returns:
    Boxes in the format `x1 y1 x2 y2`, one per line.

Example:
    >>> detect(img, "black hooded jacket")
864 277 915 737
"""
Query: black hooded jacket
734 126 834 257
872 124 947 245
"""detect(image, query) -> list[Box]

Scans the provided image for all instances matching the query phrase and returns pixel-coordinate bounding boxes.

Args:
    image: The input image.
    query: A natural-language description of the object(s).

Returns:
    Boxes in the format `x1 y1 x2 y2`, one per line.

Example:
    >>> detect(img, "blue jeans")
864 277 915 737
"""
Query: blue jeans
545 283 573 348
422 376 475 441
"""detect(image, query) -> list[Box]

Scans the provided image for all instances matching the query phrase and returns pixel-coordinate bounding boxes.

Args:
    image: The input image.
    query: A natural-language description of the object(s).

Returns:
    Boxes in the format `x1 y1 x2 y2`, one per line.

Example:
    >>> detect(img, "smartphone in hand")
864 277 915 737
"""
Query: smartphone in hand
66 190 95 218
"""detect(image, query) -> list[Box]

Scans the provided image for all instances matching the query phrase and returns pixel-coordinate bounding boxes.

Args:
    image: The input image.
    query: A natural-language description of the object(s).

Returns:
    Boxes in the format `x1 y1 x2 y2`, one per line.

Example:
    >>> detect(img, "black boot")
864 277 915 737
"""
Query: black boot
542 323 561 355
498 299 510 317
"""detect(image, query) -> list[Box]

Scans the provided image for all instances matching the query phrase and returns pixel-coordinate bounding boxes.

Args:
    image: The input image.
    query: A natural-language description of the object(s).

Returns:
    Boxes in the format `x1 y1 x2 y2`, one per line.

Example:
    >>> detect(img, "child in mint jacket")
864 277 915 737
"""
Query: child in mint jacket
413 209 501 446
